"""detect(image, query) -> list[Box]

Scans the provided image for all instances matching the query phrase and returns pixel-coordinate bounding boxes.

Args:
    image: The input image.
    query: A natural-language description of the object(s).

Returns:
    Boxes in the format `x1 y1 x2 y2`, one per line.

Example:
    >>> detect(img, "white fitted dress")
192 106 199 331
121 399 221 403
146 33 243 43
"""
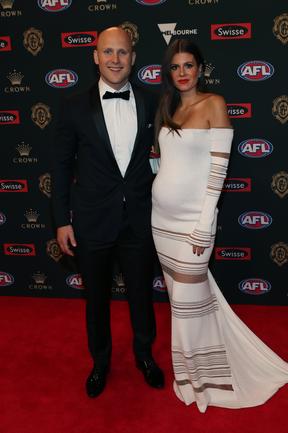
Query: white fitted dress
152 127 288 413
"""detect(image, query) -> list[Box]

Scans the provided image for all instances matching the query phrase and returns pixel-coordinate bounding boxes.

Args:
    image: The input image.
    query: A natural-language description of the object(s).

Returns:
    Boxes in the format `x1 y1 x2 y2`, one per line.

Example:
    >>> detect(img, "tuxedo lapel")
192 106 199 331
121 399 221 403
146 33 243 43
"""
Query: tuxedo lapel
125 86 146 172
89 84 118 163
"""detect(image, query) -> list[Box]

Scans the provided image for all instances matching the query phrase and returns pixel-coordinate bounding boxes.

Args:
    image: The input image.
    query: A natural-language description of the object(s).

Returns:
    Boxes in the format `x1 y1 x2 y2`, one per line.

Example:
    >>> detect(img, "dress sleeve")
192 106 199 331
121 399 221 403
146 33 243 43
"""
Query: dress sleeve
186 128 234 248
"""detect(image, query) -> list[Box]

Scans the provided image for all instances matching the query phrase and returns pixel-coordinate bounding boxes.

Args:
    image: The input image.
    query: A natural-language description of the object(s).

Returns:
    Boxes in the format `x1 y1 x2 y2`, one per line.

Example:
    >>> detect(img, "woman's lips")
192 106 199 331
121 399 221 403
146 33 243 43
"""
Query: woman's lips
178 79 189 84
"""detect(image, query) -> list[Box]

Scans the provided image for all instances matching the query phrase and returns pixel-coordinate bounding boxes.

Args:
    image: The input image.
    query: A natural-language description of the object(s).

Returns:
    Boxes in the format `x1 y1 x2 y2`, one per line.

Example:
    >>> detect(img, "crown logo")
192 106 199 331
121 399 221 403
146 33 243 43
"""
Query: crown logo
204 63 215 78
16 142 32 156
7 70 24 86
113 273 125 287
24 209 40 223
32 271 47 284
0 0 14 10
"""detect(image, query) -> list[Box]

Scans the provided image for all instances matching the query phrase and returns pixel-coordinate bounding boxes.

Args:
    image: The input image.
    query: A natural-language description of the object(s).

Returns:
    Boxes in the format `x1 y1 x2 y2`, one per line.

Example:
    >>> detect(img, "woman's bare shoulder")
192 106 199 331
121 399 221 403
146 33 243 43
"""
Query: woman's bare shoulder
205 93 231 127
205 93 227 108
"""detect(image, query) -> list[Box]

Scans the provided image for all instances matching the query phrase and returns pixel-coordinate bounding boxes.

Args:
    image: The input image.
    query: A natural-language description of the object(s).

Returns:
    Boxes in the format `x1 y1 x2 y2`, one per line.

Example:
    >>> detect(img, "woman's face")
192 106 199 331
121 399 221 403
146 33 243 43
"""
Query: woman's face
169 52 201 93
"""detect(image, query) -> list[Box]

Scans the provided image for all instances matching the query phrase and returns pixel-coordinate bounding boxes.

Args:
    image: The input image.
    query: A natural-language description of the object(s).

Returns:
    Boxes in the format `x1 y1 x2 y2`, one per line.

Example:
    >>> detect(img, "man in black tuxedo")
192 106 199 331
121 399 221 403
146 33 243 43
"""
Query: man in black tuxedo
51 26 164 397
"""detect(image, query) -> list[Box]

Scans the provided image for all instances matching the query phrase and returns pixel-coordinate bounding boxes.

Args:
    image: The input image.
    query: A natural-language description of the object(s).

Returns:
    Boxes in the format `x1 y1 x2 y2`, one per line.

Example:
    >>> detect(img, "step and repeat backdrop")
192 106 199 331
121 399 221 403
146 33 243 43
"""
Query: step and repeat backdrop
1 0 288 304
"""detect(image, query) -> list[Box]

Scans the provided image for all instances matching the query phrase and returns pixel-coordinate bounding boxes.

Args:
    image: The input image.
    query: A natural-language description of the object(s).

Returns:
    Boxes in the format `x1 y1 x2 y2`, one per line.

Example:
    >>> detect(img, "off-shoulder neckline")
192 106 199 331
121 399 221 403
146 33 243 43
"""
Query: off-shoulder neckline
161 126 234 131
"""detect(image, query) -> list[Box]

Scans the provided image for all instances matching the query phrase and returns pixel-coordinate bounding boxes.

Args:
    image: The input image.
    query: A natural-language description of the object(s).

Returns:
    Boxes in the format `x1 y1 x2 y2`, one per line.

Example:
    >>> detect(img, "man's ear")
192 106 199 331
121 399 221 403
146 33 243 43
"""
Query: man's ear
93 49 99 65
132 51 136 66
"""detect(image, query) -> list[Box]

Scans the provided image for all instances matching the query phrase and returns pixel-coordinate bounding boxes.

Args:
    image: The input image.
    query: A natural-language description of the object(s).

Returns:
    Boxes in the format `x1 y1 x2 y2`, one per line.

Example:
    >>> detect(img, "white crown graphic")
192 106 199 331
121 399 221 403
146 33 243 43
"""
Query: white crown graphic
0 0 14 10
114 273 125 287
204 63 215 77
16 142 32 156
32 272 47 284
24 209 40 223
7 70 24 85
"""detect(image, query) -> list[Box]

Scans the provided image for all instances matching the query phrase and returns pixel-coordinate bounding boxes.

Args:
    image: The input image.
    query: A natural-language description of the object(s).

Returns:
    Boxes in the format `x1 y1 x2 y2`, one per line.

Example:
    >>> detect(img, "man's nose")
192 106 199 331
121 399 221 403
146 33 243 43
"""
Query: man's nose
111 52 120 63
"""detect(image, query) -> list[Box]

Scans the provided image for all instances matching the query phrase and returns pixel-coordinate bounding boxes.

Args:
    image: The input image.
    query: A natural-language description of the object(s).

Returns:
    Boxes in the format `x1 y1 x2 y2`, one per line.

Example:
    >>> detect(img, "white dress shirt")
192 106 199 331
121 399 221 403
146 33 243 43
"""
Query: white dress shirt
99 78 137 177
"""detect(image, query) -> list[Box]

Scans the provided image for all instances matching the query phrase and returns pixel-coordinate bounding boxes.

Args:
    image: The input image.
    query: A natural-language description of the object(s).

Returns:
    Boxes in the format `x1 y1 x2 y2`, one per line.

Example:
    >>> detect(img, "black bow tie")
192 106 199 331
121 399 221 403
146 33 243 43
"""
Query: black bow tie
102 90 130 100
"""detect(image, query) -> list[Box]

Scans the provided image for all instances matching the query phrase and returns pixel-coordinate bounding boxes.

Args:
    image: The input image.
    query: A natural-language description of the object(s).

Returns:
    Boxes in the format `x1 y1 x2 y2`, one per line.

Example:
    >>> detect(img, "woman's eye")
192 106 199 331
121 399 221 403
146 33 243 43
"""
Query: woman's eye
185 63 194 69
170 65 178 71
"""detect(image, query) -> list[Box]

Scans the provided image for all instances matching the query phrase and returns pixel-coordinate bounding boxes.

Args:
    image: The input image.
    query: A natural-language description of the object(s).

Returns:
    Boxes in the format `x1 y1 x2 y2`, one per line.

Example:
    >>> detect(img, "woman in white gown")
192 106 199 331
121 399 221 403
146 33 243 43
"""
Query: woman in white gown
152 39 288 413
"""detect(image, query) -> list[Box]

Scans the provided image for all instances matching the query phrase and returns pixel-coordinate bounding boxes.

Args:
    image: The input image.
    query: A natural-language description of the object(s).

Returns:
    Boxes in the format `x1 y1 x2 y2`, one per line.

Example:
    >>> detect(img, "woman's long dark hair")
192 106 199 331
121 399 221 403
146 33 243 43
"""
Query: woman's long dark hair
154 39 205 151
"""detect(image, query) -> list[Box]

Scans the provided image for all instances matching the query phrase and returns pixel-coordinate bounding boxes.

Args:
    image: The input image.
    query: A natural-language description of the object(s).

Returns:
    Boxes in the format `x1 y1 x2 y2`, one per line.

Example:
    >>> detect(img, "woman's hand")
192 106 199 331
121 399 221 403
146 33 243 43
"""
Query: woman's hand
192 244 206 256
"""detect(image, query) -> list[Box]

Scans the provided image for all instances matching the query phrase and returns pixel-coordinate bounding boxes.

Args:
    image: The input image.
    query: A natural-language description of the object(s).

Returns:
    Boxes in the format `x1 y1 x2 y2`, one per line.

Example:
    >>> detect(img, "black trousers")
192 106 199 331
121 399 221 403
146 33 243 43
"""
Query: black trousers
75 205 156 369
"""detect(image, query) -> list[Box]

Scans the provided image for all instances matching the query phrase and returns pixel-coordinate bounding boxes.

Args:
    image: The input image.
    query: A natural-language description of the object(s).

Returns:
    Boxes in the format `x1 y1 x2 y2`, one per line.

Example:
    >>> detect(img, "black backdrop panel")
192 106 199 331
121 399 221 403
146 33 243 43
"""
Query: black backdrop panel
1 0 288 304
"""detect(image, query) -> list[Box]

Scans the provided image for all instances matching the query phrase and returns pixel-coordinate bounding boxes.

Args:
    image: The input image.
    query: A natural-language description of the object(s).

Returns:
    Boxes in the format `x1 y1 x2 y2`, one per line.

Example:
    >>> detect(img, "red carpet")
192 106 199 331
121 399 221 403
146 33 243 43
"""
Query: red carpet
0 296 287 433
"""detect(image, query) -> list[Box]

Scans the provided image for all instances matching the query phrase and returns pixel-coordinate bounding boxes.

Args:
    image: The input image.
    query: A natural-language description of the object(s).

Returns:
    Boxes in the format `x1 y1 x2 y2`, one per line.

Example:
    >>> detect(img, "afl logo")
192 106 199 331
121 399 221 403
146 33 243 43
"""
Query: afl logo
153 276 167 293
239 278 271 295
45 69 78 88
136 0 167 5
0 271 14 287
66 273 85 289
38 0 72 12
237 61 274 81
238 139 273 158
238 211 272 229
138 65 161 85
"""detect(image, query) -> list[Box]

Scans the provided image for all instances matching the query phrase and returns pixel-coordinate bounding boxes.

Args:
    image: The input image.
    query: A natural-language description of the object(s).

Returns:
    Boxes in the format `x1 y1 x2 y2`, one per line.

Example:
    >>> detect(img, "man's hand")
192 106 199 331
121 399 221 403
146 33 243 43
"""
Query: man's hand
57 225 77 256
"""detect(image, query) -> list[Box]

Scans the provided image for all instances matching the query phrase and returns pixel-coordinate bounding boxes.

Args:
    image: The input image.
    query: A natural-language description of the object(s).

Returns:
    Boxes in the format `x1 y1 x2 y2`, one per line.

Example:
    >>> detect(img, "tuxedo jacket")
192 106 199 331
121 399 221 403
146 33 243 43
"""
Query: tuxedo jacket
51 82 156 243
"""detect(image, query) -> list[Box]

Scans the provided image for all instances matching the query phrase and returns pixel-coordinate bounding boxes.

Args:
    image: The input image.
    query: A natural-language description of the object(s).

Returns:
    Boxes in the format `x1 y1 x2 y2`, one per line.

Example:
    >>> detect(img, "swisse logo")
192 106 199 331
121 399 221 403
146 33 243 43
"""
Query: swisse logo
0 271 14 287
211 23 251 40
61 31 97 48
239 278 271 295
45 69 78 88
4 243 36 256
223 178 251 192
215 247 251 261
238 139 273 158
238 211 272 229
136 0 167 4
0 110 20 125
38 0 72 12
237 61 274 81
66 273 85 289
0 180 28 192
0 36 12 51
227 103 252 118
138 65 161 85
153 276 167 293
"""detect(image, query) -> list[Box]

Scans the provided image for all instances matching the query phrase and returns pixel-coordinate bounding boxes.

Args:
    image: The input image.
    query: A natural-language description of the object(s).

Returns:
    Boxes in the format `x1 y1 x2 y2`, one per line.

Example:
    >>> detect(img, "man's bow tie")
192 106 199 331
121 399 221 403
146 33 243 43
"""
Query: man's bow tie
102 90 130 100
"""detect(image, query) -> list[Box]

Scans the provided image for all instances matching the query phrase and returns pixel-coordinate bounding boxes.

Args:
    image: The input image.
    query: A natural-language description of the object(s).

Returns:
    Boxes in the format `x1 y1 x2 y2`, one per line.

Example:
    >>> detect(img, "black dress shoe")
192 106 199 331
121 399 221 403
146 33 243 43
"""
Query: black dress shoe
136 358 164 389
86 366 109 398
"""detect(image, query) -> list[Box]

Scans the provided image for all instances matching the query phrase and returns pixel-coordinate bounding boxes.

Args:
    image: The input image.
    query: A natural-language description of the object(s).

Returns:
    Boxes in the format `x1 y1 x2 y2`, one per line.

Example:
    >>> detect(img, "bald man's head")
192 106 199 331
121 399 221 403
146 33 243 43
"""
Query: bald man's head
94 27 136 90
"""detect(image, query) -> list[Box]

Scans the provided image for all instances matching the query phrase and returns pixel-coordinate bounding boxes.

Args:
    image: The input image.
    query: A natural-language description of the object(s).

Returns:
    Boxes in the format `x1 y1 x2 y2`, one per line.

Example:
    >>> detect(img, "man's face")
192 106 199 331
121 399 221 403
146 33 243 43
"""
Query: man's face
94 28 136 90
